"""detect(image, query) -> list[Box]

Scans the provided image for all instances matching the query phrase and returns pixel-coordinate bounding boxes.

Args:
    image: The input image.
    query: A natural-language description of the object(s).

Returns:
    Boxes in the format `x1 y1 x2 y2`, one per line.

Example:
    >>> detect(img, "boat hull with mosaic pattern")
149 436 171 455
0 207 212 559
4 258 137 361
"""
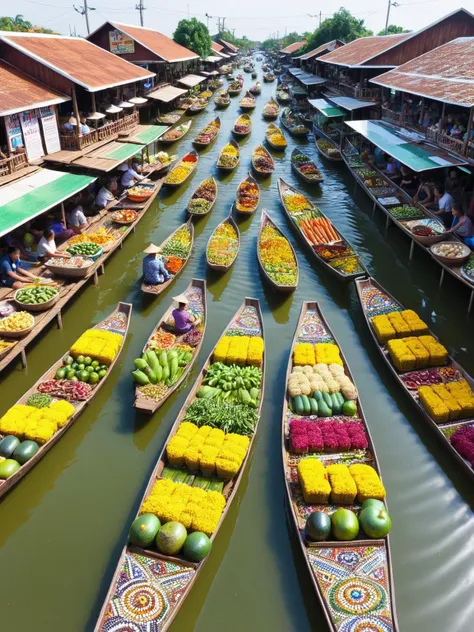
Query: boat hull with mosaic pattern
95 298 265 632
282 302 399 632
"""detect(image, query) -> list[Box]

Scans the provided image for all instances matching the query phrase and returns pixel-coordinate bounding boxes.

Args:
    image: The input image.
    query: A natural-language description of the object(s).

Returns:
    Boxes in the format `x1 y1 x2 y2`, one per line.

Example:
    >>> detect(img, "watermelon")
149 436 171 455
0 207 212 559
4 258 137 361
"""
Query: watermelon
182 532 211 562
305 511 331 542
331 509 359 541
13 441 39 465
129 514 161 547
0 459 21 479
359 506 392 539
156 521 187 555
0 436 20 458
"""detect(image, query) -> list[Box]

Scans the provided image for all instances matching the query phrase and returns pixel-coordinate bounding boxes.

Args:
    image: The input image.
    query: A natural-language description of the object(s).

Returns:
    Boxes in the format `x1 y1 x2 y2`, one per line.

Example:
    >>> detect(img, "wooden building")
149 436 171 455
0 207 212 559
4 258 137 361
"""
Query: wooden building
292 40 344 75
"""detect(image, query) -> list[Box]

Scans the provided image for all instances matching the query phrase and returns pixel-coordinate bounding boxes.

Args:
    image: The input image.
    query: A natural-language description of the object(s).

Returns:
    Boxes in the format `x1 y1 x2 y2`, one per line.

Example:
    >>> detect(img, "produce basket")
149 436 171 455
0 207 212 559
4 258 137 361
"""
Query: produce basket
406 219 446 246
0 313 35 338
14 287 60 312
430 241 471 266
45 257 95 278
111 209 138 225
0 339 18 359
66 243 103 261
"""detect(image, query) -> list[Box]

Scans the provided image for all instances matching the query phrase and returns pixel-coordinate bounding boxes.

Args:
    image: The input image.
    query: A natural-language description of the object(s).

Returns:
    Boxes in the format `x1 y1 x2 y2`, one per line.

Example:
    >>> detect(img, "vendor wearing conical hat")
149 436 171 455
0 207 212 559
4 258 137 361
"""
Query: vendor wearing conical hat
171 293 201 335
142 244 170 286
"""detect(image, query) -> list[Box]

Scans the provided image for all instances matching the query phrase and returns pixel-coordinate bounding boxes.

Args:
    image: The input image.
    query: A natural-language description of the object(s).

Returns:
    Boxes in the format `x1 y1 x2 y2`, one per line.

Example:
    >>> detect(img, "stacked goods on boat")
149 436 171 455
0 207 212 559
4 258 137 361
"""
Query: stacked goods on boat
259 223 297 286
194 119 220 145
292 151 323 182
236 177 259 214
266 125 287 148
127 321 265 561
252 146 274 174
161 123 190 143
217 143 239 169
187 178 217 215
66 228 114 248
165 153 198 185
207 223 239 268
263 99 279 118
162 225 192 275
317 139 341 159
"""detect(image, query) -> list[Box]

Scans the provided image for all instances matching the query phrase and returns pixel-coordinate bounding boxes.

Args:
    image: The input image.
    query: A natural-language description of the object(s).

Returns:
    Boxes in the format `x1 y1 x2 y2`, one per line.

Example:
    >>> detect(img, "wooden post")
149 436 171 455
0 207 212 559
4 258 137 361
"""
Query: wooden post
72 85 81 136
56 309 63 329
418 98 425 126
61 202 67 229
400 92 405 125
409 240 415 260
21 349 27 369
468 290 474 313
91 92 97 113
463 106 474 156
440 101 446 131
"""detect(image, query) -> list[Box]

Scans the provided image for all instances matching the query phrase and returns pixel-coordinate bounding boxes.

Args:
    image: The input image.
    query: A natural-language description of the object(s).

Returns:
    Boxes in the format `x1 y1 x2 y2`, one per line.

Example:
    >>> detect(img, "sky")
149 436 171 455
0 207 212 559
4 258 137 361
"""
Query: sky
7 0 474 40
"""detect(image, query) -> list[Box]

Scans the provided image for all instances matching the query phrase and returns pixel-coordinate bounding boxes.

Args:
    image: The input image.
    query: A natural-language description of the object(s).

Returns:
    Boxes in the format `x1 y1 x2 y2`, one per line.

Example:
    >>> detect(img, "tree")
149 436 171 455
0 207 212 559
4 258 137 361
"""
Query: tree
217 30 256 52
377 25 411 35
302 8 373 53
173 18 211 58
0 14 53 33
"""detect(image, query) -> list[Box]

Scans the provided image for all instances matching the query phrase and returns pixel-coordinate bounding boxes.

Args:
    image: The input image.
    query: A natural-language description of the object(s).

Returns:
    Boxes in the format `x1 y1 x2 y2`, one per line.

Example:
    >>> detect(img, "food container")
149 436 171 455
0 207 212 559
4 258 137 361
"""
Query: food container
111 209 138 225
14 288 60 312
66 243 103 262
430 241 471 266
0 339 17 359
406 219 446 246
0 312 35 338
45 256 95 278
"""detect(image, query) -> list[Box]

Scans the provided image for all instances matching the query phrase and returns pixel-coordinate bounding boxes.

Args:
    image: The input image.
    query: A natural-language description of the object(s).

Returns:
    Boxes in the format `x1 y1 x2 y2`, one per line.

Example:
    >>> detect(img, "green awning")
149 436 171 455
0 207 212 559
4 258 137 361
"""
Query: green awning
119 125 169 146
308 99 344 118
346 120 469 172
0 169 96 237
99 142 144 161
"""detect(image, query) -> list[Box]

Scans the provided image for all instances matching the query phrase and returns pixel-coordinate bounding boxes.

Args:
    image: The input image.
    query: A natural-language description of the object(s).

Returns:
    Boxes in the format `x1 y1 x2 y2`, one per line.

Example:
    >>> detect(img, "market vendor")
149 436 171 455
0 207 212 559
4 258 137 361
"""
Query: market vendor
445 205 474 247
67 196 89 233
120 159 144 189
37 229 70 261
429 185 455 227
171 294 201 335
142 244 170 285
95 177 118 210
0 246 38 289
413 174 435 206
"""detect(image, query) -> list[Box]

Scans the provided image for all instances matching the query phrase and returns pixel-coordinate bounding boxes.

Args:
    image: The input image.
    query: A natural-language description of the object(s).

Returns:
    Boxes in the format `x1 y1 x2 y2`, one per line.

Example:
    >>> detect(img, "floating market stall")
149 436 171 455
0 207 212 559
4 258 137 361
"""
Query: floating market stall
257 211 298 292
94 299 265 632
282 302 399 632
206 214 240 271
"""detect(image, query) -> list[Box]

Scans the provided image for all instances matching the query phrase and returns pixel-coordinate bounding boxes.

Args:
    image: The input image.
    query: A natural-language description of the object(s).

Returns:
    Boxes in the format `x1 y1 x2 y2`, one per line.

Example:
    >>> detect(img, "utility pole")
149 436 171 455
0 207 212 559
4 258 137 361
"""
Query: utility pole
222 17 226 33
319 10 322 27
135 0 145 26
385 0 399 35
73 0 95 35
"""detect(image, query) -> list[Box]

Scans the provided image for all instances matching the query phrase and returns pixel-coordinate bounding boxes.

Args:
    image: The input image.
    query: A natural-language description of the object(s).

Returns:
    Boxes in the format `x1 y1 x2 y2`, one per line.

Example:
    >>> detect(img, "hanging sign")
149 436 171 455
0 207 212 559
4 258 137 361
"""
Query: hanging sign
39 106 61 154
4 114 24 152
20 110 44 160
109 30 135 55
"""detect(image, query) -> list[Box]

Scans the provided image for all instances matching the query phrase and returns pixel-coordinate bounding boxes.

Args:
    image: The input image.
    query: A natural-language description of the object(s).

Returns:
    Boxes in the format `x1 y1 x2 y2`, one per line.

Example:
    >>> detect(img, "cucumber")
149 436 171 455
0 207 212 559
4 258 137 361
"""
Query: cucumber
313 390 323 402
300 395 310 416
309 398 318 416
288 397 295 413
159 351 168 367
162 365 170 381
318 400 332 417
293 395 304 416
331 393 342 415
322 392 333 408
335 392 345 407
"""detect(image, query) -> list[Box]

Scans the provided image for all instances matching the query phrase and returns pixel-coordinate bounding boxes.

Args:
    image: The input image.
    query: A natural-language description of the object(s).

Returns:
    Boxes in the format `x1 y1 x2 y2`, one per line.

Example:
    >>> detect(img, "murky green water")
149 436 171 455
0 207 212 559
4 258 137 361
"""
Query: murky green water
1 64 473 632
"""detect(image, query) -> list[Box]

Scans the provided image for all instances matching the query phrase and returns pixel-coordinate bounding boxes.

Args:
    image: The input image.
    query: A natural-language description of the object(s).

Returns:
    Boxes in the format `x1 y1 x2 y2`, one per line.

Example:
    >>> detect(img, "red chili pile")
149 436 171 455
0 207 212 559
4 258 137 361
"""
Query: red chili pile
38 379 92 401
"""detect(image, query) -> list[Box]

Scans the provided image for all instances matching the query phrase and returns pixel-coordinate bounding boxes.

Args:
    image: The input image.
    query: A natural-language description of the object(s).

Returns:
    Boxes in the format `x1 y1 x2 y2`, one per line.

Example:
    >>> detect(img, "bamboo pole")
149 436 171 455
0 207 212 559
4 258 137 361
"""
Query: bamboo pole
72 85 81 136
463 106 474 156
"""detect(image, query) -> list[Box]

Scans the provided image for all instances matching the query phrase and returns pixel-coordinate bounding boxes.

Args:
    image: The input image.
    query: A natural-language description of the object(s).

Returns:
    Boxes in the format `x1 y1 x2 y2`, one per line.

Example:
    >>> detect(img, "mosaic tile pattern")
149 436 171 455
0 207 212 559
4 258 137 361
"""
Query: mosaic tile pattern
359 284 400 318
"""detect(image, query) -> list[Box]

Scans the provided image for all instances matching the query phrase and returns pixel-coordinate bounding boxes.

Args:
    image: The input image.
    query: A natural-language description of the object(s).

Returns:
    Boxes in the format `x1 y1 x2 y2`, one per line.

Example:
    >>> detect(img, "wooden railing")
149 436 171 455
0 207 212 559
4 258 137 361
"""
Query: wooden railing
426 128 466 156
325 79 381 101
59 112 139 151
0 153 29 178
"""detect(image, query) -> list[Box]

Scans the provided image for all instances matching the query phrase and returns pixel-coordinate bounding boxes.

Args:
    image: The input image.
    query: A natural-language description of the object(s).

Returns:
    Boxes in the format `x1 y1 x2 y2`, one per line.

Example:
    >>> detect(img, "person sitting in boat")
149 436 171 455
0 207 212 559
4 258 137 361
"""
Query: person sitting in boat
383 156 399 179
413 174 435 206
397 166 418 197
171 294 201 335
143 244 170 285
429 185 455 227
0 246 38 289
67 195 90 234
445 205 474 247
37 228 70 262
120 160 144 189
95 177 118 210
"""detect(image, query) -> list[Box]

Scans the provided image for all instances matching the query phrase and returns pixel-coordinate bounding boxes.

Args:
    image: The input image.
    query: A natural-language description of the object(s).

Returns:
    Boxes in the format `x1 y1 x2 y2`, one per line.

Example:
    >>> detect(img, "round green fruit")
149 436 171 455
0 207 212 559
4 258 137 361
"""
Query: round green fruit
129 514 161 547
86 366 95 373
64 355 74 366
89 372 99 385
361 498 385 512
91 360 99 369
331 509 359 541
78 364 85 372
342 401 357 416
0 435 20 458
183 532 211 562
77 355 85 364
66 369 76 380
359 506 392 539
156 521 187 555
0 459 21 479
98 369 107 379
306 511 331 542
79 370 90 382
84 356 92 366
13 440 39 465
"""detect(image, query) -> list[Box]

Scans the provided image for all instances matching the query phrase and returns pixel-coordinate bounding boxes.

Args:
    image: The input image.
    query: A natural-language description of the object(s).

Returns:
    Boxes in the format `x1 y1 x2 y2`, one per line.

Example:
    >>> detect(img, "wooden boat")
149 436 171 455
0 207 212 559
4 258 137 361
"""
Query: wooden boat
188 99 208 114
356 276 474 478
176 96 197 111
257 210 298 292
0 302 131 500
282 302 399 632
206 213 240 271
251 71 257 79
192 116 221 147
235 172 260 216
216 140 240 171
239 91 256 112
186 177 218 217
263 72 275 83
141 219 194 295
94 298 265 632
232 113 252 138
228 81 243 96
134 279 207 414
277 178 366 281
291 147 324 184
249 82 261 95
214 91 230 108
315 137 343 162
281 107 310 137
276 89 291 104
164 149 199 188
156 109 184 125
265 123 287 150
263 97 280 120
243 63 253 72
159 120 192 145
251 144 275 176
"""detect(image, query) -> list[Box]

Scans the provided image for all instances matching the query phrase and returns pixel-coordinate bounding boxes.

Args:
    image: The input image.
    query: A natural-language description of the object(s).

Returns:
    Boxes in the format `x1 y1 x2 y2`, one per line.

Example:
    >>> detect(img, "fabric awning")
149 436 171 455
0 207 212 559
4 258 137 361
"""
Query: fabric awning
215 51 230 58
147 86 187 102
346 120 469 172
308 99 345 118
0 169 96 237
203 55 222 63
178 74 206 88
324 95 375 111
297 73 327 86
72 141 144 172
118 125 168 145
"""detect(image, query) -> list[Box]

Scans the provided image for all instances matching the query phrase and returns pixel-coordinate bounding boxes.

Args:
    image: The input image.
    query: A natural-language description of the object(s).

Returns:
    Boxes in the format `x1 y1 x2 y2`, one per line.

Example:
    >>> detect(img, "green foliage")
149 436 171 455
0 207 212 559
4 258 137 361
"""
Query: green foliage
0 14 53 33
377 24 411 35
217 30 256 51
302 8 373 54
173 18 212 57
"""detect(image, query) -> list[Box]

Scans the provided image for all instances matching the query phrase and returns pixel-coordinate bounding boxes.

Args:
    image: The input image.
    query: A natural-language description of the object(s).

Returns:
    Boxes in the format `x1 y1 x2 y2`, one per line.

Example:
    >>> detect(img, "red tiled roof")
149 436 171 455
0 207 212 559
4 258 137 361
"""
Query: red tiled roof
295 40 343 60
0 60 69 116
211 41 224 53
371 37 474 107
280 41 306 54
109 22 199 62
318 34 410 67
219 39 238 52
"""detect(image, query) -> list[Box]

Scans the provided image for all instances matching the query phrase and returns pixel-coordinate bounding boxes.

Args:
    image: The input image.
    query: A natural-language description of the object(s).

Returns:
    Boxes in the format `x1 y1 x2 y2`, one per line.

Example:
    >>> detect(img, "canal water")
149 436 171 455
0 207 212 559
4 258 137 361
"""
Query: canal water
0 61 473 632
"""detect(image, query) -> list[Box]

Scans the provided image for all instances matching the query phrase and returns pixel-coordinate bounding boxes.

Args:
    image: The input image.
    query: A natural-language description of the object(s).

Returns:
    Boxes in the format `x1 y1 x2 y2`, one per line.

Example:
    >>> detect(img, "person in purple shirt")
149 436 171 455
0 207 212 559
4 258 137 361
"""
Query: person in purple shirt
171 294 200 335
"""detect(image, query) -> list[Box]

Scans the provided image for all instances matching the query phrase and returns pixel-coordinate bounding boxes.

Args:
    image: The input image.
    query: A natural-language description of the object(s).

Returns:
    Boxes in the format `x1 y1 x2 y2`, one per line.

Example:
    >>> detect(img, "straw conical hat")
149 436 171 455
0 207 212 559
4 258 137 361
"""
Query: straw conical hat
143 244 162 254
172 294 189 305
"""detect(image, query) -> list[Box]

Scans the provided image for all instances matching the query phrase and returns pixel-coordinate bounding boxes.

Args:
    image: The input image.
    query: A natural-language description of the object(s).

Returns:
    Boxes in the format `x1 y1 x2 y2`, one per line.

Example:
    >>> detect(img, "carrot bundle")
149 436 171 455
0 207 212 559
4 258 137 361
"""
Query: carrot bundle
299 217 339 245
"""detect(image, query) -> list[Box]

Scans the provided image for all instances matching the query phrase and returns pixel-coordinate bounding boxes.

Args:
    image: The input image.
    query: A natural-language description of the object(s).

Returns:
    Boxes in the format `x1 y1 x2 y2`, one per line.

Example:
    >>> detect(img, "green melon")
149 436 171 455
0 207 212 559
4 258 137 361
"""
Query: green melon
13 441 39 465
331 508 359 541
0 436 20 458
129 514 161 547
305 511 331 542
0 459 21 479
183 532 211 562
361 498 385 512
359 506 392 539
156 521 187 555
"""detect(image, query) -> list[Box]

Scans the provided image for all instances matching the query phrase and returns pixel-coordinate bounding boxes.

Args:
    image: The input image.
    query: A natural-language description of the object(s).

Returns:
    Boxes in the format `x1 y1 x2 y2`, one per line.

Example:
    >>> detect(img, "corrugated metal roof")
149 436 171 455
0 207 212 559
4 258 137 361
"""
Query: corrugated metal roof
108 22 199 62
318 34 411 68
211 41 224 53
0 60 70 116
178 74 206 87
280 41 306 54
295 40 343 61
371 37 474 107
0 32 155 92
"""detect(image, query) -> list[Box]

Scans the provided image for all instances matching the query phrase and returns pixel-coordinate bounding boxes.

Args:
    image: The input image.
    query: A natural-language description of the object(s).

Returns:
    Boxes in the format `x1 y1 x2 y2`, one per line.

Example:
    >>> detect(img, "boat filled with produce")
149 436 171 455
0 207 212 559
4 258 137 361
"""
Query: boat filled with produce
263 97 280 119
235 173 260 215
186 177 218 216
281 108 309 137
193 117 221 147
265 123 287 150
160 120 192 144
239 91 256 111
291 148 323 184
216 140 240 171
257 211 298 292
164 150 199 187
252 144 275 175
232 113 251 137
206 216 240 271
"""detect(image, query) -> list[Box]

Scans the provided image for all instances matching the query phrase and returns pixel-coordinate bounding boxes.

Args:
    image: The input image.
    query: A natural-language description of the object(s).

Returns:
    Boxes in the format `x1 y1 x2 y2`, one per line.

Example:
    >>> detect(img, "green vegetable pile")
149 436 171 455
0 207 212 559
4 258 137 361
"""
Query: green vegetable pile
183 399 258 436
161 466 224 492
67 242 102 257
187 198 211 214
26 393 53 408
16 286 59 305
162 241 190 259
388 205 425 220
57 354 108 384
132 348 193 397
197 362 261 407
